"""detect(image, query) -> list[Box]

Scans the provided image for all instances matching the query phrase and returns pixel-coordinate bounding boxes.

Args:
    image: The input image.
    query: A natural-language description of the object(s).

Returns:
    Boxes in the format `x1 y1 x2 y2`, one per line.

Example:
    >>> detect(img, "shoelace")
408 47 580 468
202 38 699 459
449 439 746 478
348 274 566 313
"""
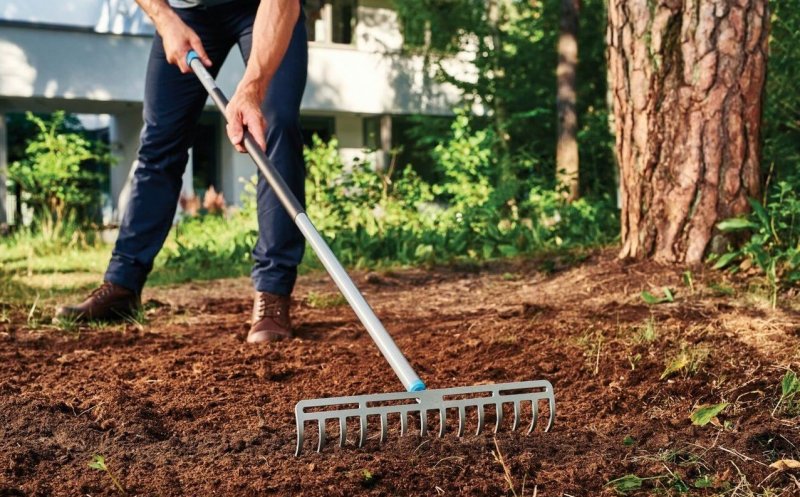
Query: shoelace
88 282 116 301
255 294 285 320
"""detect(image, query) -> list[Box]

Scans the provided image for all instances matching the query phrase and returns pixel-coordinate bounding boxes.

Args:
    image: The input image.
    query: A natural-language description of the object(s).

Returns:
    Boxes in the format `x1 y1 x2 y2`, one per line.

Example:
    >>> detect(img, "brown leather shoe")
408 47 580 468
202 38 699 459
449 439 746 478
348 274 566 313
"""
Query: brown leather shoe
248 292 292 343
55 281 141 323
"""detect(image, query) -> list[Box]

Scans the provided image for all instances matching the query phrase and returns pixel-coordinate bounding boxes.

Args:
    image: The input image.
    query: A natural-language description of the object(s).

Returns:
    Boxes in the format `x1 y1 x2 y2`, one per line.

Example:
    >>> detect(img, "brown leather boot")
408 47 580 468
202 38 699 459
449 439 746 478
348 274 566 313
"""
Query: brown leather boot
248 292 292 343
55 281 141 323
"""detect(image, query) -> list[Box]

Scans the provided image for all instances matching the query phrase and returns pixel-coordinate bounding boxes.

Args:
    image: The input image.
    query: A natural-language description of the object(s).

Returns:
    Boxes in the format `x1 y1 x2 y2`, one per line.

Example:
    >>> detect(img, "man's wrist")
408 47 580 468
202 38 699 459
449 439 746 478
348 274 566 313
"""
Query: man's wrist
237 77 269 100
152 6 181 34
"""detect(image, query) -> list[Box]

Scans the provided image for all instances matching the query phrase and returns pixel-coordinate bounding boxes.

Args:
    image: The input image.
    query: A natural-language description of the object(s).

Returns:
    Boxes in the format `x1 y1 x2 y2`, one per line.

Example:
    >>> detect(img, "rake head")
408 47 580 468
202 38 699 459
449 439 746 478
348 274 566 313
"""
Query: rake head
294 380 555 455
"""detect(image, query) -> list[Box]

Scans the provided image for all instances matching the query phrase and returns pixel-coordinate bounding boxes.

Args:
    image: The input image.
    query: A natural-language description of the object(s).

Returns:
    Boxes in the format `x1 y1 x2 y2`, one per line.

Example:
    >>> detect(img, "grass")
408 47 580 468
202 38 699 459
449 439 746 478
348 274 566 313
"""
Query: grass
660 343 710 380
576 328 604 375
0 234 324 308
306 291 348 309
633 315 658 344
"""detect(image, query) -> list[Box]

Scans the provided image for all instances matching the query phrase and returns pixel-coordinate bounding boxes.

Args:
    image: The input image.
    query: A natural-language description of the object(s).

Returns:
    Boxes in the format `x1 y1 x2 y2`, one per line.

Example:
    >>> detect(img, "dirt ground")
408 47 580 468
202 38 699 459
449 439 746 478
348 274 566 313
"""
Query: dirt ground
1 249 800 496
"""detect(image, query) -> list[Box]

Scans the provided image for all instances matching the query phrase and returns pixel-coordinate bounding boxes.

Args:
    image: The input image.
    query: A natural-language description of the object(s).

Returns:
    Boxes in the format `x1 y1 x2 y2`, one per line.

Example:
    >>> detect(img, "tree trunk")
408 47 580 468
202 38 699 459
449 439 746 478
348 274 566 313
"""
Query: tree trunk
607 0 769 263
557 0 580 201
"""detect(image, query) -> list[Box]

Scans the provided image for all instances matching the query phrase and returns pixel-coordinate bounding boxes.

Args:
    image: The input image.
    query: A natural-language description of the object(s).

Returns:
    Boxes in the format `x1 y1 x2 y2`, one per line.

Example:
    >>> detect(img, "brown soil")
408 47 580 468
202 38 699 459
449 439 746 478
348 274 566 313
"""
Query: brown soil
2 250 800 496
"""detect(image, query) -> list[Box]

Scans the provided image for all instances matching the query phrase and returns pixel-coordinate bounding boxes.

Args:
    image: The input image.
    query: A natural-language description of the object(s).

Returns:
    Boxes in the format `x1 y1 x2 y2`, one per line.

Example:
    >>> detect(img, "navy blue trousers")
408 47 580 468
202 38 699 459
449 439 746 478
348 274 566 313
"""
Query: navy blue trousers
106 1 308 296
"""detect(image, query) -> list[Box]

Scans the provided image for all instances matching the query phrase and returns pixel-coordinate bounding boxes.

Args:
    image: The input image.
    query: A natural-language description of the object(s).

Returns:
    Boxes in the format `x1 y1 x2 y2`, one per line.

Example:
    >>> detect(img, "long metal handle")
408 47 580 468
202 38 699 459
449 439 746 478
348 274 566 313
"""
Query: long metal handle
187 51 426 393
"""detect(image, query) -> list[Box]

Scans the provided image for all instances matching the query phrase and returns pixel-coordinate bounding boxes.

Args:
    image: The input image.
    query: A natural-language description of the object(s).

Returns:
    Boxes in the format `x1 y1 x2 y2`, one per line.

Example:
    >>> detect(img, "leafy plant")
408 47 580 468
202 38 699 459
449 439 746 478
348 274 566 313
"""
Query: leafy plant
88 454 126 494
606 474 666 494
641 287 674 305
690 402 729 426
694 475 713 488
8 112 113 227
714 185 800 308
163 135 617 273
773 369 800 417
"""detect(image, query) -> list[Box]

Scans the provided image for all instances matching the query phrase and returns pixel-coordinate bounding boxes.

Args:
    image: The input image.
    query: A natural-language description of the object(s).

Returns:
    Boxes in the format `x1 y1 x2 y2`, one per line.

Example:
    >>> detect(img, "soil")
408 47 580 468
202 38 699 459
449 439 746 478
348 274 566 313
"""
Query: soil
1 249 800 496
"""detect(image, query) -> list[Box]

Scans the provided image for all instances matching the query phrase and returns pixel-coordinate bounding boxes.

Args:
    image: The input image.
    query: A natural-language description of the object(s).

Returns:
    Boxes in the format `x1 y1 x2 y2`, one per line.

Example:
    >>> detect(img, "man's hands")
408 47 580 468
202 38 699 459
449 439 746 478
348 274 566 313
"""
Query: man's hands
225 83 268 153
134 0 298 153
161 15 211 73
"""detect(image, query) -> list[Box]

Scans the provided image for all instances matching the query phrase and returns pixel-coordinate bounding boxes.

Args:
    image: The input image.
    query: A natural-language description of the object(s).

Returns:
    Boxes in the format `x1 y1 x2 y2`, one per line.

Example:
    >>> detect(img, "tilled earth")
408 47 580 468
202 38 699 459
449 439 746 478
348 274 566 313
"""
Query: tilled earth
1 250 800 496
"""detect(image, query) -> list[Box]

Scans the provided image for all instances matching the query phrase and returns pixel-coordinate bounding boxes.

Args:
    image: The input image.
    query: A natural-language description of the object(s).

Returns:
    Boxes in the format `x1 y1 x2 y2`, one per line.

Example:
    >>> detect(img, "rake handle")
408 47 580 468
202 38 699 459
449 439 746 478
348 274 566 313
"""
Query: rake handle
187 51 426 393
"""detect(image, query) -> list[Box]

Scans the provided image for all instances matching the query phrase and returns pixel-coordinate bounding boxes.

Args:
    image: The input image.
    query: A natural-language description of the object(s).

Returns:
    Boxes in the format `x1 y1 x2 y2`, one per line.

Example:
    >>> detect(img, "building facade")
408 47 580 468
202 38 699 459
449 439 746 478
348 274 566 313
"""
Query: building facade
0 0 460 224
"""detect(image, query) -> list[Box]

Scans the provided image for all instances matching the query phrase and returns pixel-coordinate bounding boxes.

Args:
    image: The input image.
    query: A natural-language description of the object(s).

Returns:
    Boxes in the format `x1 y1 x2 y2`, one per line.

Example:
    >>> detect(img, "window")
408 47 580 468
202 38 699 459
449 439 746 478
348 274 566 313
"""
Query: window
300 116 336 146
304 0 357 45
362 116 381 150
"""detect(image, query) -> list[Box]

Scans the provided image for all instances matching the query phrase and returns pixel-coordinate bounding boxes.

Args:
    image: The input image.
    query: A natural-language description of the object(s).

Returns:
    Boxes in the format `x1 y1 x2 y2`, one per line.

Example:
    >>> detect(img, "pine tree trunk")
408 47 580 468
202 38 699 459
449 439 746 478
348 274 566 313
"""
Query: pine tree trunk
557 0 580 201
607 0 769 263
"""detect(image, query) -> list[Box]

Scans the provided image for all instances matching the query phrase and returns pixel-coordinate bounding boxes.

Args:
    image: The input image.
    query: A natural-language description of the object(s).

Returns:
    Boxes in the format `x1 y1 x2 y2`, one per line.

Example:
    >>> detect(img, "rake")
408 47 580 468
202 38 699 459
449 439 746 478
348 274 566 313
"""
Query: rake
188 51 556 455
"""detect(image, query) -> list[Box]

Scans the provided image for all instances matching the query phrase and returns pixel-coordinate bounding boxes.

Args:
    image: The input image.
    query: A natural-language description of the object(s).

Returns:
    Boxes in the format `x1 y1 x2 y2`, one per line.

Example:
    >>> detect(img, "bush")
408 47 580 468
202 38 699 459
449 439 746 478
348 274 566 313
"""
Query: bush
713 178 800 307
8 112 113 227
163 131 618 272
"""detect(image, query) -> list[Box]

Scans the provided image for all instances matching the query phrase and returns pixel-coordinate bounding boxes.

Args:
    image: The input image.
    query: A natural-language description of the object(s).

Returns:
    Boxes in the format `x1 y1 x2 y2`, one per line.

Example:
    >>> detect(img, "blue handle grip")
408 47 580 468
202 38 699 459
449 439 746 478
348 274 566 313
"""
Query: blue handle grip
186 50 200 66
409 379 426 392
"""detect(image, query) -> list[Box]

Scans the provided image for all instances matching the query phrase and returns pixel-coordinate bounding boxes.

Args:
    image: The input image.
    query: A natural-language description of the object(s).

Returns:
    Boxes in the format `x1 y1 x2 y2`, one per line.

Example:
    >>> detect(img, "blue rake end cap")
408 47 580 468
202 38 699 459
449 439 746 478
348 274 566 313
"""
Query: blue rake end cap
186 50 200 66
409 380 426 392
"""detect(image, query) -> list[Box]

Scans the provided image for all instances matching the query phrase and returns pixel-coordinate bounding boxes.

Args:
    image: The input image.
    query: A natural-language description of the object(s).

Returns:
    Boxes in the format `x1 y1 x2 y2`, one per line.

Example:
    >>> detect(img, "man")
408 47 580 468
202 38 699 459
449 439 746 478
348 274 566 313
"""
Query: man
56 0 307 343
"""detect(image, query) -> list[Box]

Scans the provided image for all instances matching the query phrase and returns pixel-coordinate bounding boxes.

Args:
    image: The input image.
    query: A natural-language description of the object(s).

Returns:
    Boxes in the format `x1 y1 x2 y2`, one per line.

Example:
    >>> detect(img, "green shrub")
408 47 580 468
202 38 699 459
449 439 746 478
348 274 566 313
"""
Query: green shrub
162 133 618 273
713 179 800 307
8 112 113 227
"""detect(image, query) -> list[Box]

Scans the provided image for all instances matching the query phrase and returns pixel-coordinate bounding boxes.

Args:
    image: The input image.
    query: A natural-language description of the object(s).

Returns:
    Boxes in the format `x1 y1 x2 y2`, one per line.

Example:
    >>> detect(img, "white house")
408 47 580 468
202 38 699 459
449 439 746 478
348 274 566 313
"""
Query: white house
0 0 462 225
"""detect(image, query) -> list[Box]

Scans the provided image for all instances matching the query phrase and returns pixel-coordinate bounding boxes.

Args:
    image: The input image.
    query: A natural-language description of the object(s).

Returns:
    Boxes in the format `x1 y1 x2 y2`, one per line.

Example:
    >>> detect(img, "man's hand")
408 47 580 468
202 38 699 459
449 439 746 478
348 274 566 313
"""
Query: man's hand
223 0 300 153
135 0 212 72
225 83 267 153
160 15 212 73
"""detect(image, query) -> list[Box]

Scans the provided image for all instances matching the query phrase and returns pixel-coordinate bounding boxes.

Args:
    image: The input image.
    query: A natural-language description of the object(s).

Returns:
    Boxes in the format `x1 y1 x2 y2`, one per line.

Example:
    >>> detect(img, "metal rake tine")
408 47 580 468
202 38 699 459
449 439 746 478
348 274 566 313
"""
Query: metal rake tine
358 415 367 448
419 409 428 436
511 401 521 431
494 401 504 433
545 395 556 432
339 417 347 448
527 400 539 435
317 420 327 452
295 419 305 456
380 413 388 443
400 412 408 436
457 405 466 437
438 408 446 437
476 404 485 435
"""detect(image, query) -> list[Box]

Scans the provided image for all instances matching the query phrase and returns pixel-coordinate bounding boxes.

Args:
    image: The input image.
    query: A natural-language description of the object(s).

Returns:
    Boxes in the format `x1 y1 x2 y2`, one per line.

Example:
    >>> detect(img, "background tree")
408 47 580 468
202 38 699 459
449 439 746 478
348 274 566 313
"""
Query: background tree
394 0 615 201
608 0 770 263
556 0 580 201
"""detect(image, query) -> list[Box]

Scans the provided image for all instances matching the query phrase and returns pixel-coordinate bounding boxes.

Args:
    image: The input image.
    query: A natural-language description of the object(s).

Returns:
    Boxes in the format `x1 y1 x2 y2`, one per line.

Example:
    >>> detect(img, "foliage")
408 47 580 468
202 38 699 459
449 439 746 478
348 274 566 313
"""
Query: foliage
661 344 709 380
7 112 113 227
3 213 101 257
774 369 800 417
605 474 653 494
640 288 674 305
306 291 348 309
763 1 800 184
713 181 800 307
690 403 729 426
88 454 126 494
163 134 617 272
160 210 256 276
393 0 615 198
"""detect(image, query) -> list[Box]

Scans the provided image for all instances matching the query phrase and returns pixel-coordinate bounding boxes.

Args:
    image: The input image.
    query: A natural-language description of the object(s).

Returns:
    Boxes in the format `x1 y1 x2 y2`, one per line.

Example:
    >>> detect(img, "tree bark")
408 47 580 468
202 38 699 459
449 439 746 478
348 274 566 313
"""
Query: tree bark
557 0 580 201
607 0 769 263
